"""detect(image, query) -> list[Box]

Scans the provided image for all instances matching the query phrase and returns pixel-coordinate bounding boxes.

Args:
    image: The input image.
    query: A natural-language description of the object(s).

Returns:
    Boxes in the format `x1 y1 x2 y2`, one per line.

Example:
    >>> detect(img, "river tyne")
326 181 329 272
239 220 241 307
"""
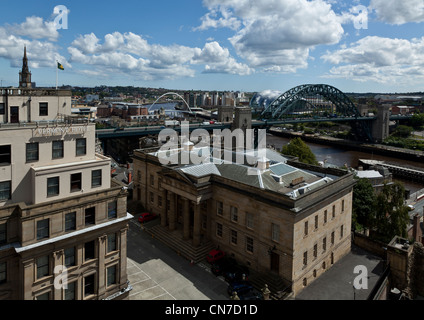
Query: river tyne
265 134 424 194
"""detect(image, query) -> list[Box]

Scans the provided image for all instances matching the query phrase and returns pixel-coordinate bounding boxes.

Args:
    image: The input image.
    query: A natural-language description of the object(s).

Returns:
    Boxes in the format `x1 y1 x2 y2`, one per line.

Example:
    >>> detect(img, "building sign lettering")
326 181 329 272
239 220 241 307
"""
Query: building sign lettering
35 126 87 136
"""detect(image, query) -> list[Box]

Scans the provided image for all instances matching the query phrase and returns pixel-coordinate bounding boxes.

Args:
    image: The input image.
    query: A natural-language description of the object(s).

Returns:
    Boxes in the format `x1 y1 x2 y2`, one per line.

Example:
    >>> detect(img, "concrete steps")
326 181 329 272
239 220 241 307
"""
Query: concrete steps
248 269 293 300
144 224 215 263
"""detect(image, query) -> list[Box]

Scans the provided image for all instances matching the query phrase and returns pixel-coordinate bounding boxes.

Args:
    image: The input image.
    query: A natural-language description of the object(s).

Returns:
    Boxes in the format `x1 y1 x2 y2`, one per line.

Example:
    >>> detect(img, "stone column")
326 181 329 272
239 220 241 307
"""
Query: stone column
52 249 65 300
169 192 176 231
97 235 107 299
22 259 34 300
183 198 190 240
161 190 167 227
193 202 201 247
119 227 128 288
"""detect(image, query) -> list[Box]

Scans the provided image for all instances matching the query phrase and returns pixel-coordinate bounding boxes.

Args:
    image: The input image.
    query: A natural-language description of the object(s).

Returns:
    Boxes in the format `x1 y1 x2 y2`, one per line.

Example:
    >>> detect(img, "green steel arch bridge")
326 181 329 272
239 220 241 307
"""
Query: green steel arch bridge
250 84 410 142
251 84 373 141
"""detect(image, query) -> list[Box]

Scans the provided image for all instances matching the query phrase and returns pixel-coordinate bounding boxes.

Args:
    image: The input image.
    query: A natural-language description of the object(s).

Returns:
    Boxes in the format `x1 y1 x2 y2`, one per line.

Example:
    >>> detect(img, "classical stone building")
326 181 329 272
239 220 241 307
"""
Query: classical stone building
0 49 132 300
132 140 355 296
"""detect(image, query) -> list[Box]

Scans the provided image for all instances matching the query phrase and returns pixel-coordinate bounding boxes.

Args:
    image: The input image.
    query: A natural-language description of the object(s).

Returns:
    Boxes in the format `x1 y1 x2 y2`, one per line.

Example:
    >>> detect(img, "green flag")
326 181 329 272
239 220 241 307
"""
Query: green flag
57 62 64 70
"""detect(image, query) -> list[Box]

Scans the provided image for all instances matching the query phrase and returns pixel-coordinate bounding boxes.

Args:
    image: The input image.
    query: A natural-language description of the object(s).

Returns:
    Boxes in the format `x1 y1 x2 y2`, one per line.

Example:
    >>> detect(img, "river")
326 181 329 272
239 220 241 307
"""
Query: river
266 134 424 193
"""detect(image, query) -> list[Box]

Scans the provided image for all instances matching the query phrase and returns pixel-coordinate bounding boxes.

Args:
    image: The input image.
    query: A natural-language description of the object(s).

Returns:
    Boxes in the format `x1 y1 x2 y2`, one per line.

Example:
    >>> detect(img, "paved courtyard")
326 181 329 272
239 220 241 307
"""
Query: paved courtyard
126 218 229 300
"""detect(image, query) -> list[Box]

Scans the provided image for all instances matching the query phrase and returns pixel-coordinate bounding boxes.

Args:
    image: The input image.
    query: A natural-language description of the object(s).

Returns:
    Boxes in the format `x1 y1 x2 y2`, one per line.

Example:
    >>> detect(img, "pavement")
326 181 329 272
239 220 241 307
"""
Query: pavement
126 217 229 300
295 244 386 300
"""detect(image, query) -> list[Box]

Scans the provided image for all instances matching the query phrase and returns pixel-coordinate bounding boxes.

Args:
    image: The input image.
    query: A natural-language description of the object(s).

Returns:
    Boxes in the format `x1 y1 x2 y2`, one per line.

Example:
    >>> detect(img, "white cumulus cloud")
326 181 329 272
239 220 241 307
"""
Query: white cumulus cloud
370 0 424 25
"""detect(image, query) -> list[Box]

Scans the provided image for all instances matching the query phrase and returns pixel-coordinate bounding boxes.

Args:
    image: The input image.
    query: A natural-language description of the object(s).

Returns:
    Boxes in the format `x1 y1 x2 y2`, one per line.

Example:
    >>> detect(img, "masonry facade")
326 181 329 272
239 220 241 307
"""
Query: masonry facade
132 144 354 296
0 50 132 300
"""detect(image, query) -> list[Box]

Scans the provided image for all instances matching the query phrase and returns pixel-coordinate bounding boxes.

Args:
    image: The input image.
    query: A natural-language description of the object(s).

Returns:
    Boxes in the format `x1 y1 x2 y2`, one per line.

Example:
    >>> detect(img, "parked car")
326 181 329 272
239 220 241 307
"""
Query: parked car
227 281 253 296
211 257 250 281
138 212 157 223
211 257 238 276
206 249 225 264
239 288 264 300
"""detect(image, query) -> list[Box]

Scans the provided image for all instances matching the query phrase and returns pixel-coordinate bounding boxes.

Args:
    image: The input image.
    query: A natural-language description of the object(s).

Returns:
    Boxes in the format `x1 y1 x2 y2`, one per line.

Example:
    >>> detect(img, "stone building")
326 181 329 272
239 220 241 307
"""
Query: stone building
0 49 132 300
132 140 355 296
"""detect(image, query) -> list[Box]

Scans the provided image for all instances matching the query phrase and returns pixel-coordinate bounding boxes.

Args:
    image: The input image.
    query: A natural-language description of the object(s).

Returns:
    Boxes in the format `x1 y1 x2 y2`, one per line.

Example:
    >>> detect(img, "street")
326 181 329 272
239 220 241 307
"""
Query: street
126 216 229 300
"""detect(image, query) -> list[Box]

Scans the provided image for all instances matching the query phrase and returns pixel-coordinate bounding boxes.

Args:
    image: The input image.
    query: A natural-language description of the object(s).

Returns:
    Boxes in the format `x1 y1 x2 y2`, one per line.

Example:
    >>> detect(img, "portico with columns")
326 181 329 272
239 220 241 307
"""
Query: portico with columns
159 171 212 248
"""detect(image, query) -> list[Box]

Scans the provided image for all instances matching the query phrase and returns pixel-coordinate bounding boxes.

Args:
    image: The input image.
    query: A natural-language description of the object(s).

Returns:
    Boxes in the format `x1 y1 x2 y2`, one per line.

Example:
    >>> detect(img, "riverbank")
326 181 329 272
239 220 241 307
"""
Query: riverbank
269 128 424 163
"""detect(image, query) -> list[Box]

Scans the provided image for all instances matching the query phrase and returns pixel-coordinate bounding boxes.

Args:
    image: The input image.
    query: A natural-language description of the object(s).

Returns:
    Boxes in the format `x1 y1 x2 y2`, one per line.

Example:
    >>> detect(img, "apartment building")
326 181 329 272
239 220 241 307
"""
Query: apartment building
0 49 132 300
132 142 354 296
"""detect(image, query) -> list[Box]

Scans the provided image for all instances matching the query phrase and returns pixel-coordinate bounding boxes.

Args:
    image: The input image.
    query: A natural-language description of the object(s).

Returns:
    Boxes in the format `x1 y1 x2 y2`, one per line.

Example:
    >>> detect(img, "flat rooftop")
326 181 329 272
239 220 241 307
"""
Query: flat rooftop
295 245 386 300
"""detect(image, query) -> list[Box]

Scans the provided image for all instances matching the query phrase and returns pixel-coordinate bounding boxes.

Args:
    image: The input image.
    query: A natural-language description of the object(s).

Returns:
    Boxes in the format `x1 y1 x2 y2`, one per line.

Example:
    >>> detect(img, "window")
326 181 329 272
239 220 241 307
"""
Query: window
84 274 95 297
304 221 308 236
137 170 141 181
107 234 116 253
39 102 48 116
158 196 163 208
26 143 39 162
0 224 6 245
85 207 95 226
64 247 75 268
108 201 117 219
230 206 238 222
0 262 6 284
246 212 254 229
342 200 345 212
36 219 49 240
303 278 307 287
65 212 76 232
70 173 82 192
246 236 254 253
84 241 95 261
313 244 318 259
272 223 280 242
47 177 59 197
52 140 64 159
0 145 11 166
0 103 4 115
332 205 336 219
324 210 328 224
216 223 223 238
340 225 344 239
36 292 50 300
323 237 327 252
150 174 154 186
216 201 223 216
65 282 76 300
76 138 86 156
150 192 154 203
315 216 318 230
37 255 49 279
331 231 335 245
303 251 308 267
91 170 102 188
0 181 11 201
107 265 117 287
231 230 237 245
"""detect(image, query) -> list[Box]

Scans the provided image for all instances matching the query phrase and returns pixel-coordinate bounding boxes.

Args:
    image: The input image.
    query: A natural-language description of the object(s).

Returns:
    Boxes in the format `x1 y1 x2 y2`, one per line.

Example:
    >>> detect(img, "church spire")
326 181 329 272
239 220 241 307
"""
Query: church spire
19 46 32 88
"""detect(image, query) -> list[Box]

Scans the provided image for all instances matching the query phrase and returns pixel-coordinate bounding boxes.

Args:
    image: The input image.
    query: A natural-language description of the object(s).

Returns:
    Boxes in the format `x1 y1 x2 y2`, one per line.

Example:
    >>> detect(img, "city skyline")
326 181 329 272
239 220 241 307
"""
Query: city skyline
0 0 423 94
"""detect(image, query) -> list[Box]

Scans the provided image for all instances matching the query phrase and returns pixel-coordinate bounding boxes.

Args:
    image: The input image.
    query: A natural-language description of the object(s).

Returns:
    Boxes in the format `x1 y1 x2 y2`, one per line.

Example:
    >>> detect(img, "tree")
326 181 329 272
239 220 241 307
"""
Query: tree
281 137 318 165
393 125 413 138
352 178 376 230
371 182 410 242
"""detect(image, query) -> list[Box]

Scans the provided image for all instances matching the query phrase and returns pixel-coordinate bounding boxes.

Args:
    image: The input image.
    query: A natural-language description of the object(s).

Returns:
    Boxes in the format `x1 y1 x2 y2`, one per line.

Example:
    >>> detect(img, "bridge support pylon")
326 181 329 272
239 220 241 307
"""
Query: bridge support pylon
371 105 390 143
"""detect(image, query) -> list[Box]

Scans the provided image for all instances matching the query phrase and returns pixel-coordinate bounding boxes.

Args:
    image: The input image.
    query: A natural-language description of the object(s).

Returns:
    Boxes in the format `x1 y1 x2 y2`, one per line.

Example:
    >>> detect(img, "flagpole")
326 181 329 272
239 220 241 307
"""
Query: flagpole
56 60 58 90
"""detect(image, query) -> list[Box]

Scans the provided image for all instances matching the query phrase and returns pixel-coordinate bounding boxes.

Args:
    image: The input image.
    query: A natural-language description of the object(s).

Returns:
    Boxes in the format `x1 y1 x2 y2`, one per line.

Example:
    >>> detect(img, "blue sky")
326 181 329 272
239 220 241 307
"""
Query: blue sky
0 0 424 94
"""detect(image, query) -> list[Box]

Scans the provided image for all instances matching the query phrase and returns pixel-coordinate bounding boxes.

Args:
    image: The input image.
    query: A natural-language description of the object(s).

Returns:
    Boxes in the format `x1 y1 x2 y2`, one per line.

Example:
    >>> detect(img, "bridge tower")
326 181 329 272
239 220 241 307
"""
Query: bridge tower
218 106 234 123
372 105 390 143
233 106 252 131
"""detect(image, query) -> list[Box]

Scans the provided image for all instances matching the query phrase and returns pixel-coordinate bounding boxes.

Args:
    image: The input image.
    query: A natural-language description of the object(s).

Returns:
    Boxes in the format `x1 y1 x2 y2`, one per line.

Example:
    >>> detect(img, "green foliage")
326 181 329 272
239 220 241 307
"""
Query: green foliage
371 182 409 243
410 113 424 129
281 137 318 165
393 125 413 138
352 178 376 230
383 136 424 151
